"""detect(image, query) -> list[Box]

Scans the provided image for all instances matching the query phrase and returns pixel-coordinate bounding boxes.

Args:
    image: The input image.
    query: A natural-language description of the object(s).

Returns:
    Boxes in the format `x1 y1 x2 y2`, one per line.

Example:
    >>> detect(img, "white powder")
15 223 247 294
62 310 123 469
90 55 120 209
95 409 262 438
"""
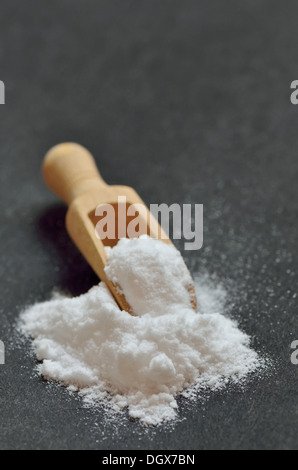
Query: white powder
20 237 262 426
105 237 194 316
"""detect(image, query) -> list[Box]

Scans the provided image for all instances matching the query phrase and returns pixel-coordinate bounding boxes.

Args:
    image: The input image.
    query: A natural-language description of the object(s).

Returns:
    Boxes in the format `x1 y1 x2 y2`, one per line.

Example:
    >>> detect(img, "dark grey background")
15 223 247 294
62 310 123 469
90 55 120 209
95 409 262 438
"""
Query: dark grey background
0 0 297 450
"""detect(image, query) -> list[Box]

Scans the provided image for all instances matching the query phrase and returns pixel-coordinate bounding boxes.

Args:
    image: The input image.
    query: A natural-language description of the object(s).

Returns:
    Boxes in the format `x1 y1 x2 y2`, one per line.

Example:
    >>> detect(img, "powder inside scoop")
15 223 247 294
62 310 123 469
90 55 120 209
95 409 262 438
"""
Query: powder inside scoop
105 236 194 316
19 237 263 426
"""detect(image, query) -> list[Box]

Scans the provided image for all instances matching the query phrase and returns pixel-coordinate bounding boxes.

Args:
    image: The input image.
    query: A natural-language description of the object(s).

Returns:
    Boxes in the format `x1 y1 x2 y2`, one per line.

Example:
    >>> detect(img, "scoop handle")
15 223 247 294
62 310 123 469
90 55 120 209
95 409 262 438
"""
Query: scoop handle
43 142 108 205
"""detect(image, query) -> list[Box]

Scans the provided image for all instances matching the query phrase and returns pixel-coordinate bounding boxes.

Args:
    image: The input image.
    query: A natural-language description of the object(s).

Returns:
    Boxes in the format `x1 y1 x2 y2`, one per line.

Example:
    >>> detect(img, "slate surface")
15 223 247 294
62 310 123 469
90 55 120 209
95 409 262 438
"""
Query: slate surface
0 0 297 450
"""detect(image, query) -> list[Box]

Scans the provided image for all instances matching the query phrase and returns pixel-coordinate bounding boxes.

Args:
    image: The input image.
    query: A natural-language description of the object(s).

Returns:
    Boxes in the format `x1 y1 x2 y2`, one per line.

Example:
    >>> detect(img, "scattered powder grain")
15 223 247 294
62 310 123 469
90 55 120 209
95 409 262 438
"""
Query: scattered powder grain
20 236 262 426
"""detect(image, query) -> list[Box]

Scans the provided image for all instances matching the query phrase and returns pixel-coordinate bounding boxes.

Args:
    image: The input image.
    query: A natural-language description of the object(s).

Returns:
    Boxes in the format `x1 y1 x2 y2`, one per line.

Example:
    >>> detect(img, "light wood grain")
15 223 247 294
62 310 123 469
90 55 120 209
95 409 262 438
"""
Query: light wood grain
43 142 197 314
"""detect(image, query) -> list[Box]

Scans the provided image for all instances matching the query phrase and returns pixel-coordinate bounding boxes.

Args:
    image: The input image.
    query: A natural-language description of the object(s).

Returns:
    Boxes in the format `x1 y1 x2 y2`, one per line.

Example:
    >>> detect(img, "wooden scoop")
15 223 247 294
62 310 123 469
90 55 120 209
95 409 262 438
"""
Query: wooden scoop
43 142 197 314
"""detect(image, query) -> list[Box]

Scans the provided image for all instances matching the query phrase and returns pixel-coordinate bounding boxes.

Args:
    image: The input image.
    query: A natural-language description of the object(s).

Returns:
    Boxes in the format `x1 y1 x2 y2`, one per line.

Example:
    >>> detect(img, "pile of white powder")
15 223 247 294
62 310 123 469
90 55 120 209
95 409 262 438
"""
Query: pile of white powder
20 236 262 426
